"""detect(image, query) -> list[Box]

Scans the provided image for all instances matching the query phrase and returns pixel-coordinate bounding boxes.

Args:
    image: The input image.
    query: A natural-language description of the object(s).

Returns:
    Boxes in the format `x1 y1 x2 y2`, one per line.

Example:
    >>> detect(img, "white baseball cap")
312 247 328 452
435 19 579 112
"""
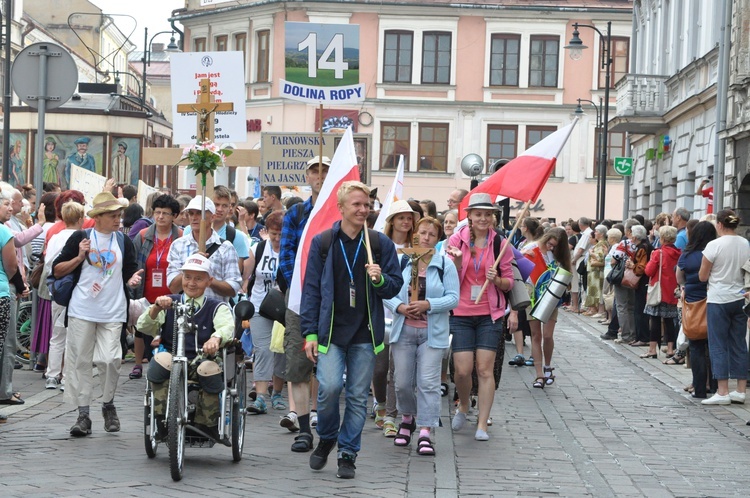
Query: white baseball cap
184 196 216 214
180 254 212 276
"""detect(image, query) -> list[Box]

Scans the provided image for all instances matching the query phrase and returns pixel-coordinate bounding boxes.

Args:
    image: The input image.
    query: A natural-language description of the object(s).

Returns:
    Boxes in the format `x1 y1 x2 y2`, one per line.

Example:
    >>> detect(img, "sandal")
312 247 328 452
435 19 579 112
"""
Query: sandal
393 419 416 446
533 377 546 389
525 357 534 367
374 404 386 428
291 432 313 453
509 354 526 366
128 365 143 379
416 436 435 456
440 382 449 397
544 366 556 385
0 394 24 405
383 419 397 438
664 354 686 365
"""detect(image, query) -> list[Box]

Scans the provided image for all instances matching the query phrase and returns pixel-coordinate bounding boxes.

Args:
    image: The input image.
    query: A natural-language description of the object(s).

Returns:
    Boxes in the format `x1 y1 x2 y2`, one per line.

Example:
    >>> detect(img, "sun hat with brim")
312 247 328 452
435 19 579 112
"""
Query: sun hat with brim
88 192 125 217
465 193 500 211
184 196 216 214
386 199 417 223
306 155 331 169
180 254 212 276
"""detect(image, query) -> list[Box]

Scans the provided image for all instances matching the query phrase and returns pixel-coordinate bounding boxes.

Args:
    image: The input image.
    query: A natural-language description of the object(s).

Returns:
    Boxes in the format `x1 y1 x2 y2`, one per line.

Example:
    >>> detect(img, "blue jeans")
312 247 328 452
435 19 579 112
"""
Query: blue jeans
707 300 749 380
450 315 502 352
391 325 445 428
315 342 376 459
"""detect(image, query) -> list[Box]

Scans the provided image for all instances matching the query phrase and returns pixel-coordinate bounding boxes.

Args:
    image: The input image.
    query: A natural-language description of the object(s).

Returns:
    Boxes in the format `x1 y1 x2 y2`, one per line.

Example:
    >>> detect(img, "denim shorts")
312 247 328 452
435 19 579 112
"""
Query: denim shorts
449 315 502 353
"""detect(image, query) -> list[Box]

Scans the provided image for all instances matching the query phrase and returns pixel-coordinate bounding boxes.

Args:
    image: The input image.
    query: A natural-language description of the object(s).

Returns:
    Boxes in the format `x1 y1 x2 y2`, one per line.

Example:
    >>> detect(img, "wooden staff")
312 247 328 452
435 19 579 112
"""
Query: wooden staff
474 199 531 304
363 226 377 282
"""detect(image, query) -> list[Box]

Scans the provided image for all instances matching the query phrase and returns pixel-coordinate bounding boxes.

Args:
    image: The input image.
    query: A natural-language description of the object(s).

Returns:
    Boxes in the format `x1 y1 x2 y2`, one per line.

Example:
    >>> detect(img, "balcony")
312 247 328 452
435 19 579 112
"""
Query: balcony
608 74 669 135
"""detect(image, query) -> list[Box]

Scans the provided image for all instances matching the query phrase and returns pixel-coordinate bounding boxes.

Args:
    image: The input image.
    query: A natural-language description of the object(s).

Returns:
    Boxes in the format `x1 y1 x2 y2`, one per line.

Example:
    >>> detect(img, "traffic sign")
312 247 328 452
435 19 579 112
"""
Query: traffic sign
613 156 633 176
11 42 77 110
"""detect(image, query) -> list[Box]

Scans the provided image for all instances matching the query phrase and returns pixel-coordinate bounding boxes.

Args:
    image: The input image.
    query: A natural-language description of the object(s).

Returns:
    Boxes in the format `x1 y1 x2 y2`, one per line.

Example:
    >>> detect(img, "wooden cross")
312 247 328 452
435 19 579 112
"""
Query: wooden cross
398 248 435 302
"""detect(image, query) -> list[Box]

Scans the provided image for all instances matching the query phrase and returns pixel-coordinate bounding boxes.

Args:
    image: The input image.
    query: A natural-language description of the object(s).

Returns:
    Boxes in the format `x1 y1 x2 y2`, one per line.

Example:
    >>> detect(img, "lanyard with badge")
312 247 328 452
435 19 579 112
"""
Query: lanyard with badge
470 233 490 301
340 232 364 308
151 234 172 289
90 231 114 298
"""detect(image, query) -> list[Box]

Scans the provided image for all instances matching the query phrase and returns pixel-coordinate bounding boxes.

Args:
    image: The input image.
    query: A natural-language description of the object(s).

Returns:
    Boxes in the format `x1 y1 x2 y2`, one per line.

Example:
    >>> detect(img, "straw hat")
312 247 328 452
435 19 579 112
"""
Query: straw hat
88 192 125 217
465 193 499 211
385 199 417 223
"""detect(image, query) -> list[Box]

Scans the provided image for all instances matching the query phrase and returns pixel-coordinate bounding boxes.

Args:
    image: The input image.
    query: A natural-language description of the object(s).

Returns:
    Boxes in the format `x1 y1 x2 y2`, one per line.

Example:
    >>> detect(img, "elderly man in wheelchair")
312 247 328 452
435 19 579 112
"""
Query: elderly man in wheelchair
137 254 235 443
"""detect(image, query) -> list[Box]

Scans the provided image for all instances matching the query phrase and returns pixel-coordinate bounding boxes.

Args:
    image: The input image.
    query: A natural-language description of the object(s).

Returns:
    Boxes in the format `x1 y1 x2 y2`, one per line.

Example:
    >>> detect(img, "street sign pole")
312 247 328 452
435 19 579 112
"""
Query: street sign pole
33 46 49 208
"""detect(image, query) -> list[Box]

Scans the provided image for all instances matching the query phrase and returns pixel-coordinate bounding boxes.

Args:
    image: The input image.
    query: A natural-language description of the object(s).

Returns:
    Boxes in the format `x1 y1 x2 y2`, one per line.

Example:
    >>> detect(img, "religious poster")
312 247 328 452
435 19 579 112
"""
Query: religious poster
334 134 370 185
34 133 104 190
170 51 247 145
315 108 358 133
7 132 29 187
110 136 142 186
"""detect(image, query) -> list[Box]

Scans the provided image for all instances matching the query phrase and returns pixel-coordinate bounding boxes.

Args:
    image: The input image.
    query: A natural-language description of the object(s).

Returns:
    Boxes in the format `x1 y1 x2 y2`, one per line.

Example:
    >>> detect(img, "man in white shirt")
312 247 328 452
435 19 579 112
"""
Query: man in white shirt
569 217 593 313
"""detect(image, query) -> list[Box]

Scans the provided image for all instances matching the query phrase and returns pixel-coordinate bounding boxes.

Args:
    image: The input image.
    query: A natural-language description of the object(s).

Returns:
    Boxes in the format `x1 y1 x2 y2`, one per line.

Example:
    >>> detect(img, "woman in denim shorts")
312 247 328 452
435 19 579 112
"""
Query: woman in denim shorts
445 193 514 441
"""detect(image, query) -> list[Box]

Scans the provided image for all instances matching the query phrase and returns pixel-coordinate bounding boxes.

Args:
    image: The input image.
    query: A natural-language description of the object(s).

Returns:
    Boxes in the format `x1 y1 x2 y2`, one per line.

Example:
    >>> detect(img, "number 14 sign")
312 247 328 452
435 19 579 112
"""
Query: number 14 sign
281 22 365 104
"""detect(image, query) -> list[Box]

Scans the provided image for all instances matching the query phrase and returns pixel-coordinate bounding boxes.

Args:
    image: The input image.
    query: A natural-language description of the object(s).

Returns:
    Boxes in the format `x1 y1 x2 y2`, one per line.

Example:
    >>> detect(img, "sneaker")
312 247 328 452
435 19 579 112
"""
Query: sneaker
729 391 746 404
45 377 60 389
70 414 92 437
102 405 121 432
60 379 65 392
701 393 731 405
451 410 467 431
248 383 257 401
271 393 287 410
310 410 318 428
248 396 267 414
309 438 337 470
336 453 356 479
280 411 300 432
475 429 489 441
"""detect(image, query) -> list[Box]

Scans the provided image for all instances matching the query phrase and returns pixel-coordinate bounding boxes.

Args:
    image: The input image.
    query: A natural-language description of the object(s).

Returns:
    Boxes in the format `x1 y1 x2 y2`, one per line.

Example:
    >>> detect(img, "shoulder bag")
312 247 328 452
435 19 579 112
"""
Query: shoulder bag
646 251 663 306
606 257 626 285
682 296 707 340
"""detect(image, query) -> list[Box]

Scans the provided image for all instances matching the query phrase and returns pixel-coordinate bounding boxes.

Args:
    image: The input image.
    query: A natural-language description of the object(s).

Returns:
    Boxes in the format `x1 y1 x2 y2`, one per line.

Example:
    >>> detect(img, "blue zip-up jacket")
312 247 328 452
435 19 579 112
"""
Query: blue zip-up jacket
300 221 403 355
384 252 459 348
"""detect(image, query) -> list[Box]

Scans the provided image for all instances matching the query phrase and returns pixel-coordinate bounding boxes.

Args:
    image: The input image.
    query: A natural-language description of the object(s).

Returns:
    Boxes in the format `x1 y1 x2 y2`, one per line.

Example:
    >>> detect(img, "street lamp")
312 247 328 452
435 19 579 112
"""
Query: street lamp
566 21 612 221
141 27 181 107
574 97 605 219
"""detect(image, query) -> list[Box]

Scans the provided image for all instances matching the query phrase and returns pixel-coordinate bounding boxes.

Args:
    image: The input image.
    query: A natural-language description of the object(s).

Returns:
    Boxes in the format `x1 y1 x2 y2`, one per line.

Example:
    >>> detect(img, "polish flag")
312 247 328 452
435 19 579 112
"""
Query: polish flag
459 119 578 219
373 155 404 232
288 127 360 314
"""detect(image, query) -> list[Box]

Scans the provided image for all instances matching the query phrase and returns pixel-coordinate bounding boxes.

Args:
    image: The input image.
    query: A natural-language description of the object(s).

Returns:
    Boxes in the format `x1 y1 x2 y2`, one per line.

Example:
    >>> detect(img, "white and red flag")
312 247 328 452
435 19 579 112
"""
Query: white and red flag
373 154 404 232
459 119 578 218
288 127 360 314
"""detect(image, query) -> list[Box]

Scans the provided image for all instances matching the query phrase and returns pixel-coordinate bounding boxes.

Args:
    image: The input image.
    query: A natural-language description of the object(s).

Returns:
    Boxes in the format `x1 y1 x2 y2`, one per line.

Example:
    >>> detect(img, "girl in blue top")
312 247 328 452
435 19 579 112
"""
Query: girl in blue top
0 192 19 422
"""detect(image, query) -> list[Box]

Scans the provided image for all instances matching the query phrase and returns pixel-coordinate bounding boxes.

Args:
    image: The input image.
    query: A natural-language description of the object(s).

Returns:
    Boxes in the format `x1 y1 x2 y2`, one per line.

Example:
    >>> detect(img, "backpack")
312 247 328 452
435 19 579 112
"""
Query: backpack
247 239 267 291
318 228 382 264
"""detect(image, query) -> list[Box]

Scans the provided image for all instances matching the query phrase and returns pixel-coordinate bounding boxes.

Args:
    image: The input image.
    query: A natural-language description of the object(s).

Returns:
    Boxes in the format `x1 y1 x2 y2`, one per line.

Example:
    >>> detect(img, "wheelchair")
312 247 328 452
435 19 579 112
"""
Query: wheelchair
143 299 255 481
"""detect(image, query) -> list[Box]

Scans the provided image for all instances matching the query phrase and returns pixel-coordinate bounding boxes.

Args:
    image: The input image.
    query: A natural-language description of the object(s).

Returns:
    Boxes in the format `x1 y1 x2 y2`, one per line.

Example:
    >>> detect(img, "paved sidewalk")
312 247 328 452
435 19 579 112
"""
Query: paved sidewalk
2 311 750 496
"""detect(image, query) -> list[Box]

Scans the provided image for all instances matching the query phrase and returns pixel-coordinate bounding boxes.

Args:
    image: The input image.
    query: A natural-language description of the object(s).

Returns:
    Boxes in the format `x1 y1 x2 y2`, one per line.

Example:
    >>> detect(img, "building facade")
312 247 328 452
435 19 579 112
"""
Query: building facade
174 0 632 218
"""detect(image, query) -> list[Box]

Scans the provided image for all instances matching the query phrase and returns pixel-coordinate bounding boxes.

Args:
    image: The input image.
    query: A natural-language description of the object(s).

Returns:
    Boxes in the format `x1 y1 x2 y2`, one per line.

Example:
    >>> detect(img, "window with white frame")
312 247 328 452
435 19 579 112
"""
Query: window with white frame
256 29 270 83
383 30 413 83
380 122 410 170
489 34 521 87
487 125 518 171
421 32 451 85
418 123 449 171
529 35 559 87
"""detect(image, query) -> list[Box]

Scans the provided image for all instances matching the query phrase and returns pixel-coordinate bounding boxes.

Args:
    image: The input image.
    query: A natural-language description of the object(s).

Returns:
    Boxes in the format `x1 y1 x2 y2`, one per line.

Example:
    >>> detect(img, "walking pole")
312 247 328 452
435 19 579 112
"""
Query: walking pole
363 227 377 282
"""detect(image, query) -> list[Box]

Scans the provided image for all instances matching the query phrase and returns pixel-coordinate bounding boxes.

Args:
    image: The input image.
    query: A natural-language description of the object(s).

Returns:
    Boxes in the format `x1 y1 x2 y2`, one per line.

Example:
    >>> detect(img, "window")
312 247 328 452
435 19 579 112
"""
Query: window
599 37 629 88
421 32 451 84
194 37 206 52
256 30 270 83
383 31 413 83
380 122 410 170
234 33 247 57
489 34 520 87
418 124 449 171
529 35 559 87
594 128 626 177
526 126 556 149
486 125 518 171
215 35 228 52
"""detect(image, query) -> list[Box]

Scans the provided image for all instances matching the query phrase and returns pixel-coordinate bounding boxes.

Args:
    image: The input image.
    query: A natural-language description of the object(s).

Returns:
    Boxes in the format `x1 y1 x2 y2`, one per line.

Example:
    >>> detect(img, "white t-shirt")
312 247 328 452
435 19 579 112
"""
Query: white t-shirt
702 235 750 304
249 240 279 310
45 229 77 275
574 227 593 262
68 230 126 323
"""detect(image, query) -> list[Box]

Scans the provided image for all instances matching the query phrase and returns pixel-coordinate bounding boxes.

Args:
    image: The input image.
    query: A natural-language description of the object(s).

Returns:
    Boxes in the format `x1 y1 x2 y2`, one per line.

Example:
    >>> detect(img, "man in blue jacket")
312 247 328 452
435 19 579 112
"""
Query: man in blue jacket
301 181 403 479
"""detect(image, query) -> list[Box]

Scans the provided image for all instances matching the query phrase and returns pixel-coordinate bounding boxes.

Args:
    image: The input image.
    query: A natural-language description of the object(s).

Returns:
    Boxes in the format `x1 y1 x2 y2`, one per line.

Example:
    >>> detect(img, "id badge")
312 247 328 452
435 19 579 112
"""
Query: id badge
152 268 165 288
349 282 356 308
90 282 103 298
470 285 482 301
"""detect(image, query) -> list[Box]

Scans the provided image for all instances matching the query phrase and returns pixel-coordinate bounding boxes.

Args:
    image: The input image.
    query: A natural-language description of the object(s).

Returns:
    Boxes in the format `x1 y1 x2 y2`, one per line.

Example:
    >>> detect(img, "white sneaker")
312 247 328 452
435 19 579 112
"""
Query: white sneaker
60 379 65 392
310 410 318 428
701 393 731 405
45 377 59 389
451 411 467 431
729 391 746 404
280 411 300 432
474 429 489 441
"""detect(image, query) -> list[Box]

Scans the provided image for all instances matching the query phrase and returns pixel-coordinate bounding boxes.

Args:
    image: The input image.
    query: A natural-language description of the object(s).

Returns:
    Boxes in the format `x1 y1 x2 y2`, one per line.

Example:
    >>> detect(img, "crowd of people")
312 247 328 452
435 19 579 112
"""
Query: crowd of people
1 166 749 480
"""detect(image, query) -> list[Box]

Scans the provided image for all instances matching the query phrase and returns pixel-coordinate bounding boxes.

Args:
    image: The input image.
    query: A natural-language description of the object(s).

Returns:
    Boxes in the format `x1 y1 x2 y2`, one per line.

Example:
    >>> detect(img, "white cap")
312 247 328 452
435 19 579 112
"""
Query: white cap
184 196 215 214
180 254 212 276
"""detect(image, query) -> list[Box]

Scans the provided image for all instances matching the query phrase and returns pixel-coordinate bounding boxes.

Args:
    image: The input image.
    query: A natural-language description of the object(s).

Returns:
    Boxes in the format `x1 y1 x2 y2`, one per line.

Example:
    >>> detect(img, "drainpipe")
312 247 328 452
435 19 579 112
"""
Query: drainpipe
714 0 731 211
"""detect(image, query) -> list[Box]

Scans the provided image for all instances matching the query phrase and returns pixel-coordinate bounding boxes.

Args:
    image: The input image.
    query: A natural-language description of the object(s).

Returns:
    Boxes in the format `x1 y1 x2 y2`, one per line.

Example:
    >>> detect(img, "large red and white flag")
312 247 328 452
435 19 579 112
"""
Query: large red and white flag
373 154 404 232
288 127 360 314
459 119 578 218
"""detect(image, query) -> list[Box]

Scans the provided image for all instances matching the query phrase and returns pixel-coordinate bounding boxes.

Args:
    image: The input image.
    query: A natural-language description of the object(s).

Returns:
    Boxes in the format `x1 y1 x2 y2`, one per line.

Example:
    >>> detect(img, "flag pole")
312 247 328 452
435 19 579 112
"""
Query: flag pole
363 226 377 281
474 199 531 304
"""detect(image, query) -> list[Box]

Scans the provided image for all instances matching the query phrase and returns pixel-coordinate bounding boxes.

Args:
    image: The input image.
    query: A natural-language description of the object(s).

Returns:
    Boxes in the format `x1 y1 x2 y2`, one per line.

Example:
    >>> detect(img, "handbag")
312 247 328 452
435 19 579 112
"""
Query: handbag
646 251 663 306
270 321 285 353
29 253 45 289
259 288 287 326
682 297 708 340
577 258 587 276
620 267 641 289
606 258 625 285
46 272 76 306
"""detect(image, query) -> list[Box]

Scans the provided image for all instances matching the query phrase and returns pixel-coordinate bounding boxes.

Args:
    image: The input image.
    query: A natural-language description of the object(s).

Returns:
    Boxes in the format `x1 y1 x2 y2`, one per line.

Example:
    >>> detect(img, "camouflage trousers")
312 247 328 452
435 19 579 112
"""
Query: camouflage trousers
152 359 221 426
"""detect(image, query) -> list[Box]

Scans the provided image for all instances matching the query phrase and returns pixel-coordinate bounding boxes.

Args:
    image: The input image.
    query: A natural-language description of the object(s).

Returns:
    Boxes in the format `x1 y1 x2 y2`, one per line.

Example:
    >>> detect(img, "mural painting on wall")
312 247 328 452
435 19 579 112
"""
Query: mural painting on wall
110 137 141 186
8 133 28 187
36 133 104 189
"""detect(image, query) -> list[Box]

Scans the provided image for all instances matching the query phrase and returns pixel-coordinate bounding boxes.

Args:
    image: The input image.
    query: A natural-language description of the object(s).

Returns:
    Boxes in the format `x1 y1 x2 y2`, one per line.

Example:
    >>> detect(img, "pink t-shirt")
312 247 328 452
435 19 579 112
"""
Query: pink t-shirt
453 246 491 317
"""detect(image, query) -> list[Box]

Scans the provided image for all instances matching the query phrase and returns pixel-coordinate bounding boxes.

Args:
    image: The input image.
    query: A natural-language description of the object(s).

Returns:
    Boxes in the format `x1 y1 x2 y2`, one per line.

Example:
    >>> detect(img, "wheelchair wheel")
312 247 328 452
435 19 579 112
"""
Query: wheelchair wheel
15 301 32 364
231 362 247 462
167 363 186 481
144 385 158 458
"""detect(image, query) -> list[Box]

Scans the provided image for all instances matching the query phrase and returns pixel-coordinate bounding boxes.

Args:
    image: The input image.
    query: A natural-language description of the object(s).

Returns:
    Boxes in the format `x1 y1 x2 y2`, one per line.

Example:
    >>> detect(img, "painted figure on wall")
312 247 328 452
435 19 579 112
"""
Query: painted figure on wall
64 137 96 184
111 141 132 185
44 137 61 184
9 140 25 186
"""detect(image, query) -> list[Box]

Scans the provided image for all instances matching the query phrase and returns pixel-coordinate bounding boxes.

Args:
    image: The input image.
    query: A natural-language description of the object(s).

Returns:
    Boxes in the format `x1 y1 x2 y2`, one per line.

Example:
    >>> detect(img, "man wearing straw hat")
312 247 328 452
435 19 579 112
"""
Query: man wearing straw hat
52 192 143 437
301 181 403 479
